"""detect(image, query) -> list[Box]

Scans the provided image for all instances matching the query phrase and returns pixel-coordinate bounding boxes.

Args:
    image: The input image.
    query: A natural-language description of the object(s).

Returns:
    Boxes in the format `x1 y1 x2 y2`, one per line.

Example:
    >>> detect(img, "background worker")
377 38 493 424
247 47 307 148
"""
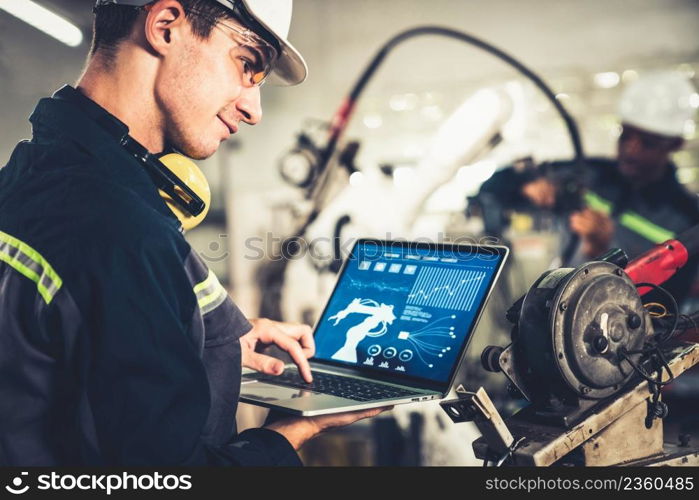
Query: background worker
476 71 699 307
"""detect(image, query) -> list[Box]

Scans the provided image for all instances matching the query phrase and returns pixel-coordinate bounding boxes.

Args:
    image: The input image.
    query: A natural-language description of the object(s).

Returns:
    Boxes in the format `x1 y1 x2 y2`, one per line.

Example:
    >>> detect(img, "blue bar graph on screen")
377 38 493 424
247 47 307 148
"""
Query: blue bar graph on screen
407 267 486 311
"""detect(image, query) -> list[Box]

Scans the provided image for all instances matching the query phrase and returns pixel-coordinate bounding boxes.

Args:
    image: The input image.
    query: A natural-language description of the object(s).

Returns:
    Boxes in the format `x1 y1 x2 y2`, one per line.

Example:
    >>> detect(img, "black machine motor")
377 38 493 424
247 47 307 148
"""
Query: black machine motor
483 259 651 426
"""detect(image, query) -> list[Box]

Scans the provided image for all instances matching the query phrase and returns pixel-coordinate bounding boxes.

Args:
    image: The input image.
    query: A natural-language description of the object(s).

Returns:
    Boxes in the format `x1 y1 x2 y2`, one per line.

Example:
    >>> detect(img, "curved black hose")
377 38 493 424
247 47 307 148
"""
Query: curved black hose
318 26 584 174
310 26 586 245
619 348 675 387
635 282 680 342
613 282 680 403
676 312 699 336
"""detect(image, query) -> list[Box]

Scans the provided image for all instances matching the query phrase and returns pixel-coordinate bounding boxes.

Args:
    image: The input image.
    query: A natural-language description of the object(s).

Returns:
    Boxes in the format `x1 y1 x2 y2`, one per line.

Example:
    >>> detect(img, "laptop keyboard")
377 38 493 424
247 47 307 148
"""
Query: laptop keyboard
243 369 421 402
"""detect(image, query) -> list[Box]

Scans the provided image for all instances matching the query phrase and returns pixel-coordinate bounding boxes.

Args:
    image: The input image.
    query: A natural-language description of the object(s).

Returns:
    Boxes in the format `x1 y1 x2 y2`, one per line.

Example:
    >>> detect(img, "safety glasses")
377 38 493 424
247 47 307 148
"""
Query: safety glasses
620 125 679 152
138 3 279 87
201 15 278 87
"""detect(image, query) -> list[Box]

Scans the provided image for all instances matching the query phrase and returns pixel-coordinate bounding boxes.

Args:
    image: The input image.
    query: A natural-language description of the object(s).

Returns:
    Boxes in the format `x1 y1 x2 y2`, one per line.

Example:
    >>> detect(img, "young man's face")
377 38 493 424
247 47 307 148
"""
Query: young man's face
155 14 265 159
616 124 682 185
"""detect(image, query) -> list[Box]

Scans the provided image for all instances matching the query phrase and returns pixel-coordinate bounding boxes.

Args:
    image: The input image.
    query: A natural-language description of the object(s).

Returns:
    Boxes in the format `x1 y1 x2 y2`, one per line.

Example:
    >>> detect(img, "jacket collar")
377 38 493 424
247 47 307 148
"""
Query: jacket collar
29 85 180 226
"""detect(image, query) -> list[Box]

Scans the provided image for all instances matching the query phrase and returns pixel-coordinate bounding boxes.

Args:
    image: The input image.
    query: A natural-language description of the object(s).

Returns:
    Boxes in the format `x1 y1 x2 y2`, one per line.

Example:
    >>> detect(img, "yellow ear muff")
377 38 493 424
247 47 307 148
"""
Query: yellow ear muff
158 153 211 231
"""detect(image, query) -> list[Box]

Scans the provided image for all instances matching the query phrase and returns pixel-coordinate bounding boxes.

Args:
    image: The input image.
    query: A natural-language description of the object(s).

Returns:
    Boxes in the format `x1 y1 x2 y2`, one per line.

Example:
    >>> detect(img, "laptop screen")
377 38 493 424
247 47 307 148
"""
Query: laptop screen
312 239 507 387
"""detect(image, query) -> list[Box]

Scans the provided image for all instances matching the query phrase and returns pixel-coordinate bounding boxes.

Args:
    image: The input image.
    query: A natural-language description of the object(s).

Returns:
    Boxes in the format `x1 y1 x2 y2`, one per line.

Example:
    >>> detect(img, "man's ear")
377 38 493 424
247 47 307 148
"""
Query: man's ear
143 0 188 56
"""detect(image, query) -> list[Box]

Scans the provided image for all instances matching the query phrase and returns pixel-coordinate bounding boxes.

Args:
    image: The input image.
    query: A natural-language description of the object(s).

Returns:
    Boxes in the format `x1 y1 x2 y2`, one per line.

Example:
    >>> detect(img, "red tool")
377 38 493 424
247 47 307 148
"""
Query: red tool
625 225 699 295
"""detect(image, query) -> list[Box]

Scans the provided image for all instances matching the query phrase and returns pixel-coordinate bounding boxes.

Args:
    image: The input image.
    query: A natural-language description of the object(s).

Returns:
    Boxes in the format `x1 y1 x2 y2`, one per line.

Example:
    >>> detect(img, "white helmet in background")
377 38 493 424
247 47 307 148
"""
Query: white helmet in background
94 0 308 85
618 70 698 138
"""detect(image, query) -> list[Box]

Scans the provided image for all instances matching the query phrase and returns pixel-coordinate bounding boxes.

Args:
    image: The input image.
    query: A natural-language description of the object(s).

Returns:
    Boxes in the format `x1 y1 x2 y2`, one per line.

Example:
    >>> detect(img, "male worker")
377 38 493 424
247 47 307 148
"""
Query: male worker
476 71 699 306
0 0 384 466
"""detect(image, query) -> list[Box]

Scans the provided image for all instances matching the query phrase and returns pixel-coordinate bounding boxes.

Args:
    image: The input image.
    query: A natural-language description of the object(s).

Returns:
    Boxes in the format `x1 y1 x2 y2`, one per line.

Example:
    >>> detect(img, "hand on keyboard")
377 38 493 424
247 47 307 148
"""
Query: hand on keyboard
249 369 418 402
241 318 315 382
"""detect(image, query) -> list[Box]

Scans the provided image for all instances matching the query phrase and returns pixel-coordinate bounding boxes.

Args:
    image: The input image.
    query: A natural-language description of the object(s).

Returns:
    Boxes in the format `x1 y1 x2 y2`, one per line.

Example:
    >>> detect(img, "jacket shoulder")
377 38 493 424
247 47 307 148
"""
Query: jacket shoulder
0 150 188 298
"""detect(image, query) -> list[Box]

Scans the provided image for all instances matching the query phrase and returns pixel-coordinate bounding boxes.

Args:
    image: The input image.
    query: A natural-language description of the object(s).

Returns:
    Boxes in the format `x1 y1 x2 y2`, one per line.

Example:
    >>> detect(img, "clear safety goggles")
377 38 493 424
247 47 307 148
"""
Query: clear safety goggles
197 13 279 87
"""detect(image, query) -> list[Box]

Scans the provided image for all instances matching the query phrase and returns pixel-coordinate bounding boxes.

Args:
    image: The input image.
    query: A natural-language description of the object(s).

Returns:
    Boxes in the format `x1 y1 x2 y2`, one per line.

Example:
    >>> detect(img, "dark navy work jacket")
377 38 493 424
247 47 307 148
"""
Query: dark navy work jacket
0 86 300 466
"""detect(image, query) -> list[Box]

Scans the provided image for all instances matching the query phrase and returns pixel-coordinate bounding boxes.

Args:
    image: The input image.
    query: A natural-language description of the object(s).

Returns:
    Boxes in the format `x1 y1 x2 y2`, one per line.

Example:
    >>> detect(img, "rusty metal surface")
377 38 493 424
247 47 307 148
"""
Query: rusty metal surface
471 387 515 455
581 401 663 466
474 342 699 466
626 444 699 467
496 344 532 401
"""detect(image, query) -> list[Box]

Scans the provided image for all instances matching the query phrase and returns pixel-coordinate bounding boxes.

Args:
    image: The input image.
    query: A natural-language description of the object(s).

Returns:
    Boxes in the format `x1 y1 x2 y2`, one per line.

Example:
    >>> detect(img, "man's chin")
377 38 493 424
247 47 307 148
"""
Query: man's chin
618 162 641 178
619 165 653 187
178 143 218 161
188 152 215 161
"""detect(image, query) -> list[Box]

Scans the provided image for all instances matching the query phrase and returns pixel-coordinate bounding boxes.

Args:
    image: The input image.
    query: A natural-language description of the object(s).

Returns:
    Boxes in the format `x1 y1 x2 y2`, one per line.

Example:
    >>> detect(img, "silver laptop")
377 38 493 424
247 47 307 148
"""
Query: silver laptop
240 238 509 416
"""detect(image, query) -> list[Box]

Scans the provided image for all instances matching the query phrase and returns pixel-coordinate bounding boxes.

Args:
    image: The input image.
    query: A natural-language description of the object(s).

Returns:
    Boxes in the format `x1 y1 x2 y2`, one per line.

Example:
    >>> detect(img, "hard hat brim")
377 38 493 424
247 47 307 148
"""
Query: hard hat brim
226 0 308 86
260 29 308 86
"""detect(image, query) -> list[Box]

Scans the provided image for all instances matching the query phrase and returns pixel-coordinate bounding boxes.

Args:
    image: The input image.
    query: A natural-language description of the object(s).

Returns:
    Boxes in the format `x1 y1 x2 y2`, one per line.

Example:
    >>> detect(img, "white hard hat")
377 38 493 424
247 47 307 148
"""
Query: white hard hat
94 0 308 85
618 70 698 138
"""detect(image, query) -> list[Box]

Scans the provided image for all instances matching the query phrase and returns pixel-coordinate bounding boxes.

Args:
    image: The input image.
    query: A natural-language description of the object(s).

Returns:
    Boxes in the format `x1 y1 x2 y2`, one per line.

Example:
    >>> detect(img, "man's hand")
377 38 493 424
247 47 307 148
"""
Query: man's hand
265 407 392 450
569 208 614 258
241 318 315 383
522 177 556 208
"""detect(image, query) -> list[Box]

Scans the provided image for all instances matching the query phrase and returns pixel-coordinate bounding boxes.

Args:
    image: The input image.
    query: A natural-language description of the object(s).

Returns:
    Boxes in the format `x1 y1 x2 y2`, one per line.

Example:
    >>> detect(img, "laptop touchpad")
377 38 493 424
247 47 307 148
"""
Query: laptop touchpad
240 382 318 402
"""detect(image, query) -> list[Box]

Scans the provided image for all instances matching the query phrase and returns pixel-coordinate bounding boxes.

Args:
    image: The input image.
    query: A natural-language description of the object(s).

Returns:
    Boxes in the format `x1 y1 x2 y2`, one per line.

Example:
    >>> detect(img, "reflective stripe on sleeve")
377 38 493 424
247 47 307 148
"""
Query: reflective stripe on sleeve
619 212 675 243
583 191 612 215
0 230 63 304
583 191 675 244
193 269 228 314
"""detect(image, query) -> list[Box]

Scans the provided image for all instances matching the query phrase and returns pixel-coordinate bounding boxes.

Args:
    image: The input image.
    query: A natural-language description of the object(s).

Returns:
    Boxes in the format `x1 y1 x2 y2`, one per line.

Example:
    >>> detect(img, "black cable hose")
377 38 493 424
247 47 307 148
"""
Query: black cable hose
303 26 587 253
615 282 681 393
677 312 699 336
319 26 585 171
635 282 680 342
619 347 675 387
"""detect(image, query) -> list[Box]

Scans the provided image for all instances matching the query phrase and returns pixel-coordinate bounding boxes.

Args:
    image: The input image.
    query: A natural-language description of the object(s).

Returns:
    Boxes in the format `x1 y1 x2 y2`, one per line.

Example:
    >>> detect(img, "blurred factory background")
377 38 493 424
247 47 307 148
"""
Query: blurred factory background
2 0 699 465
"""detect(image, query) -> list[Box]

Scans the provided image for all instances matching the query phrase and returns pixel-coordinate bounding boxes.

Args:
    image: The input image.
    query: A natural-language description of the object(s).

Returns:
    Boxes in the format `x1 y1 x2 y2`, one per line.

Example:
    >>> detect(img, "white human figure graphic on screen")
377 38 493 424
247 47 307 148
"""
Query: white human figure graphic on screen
328 298 396 363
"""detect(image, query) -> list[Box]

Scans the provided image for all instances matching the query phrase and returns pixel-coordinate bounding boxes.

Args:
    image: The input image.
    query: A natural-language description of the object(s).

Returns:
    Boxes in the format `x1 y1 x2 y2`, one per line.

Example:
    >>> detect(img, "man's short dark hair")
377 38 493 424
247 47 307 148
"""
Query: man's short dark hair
91 0 231 62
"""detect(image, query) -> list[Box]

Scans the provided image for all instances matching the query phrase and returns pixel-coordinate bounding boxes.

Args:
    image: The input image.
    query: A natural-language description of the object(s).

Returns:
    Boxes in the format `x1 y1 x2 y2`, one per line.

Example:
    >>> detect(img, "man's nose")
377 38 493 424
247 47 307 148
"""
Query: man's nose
620 133 643 155
236 86 262 125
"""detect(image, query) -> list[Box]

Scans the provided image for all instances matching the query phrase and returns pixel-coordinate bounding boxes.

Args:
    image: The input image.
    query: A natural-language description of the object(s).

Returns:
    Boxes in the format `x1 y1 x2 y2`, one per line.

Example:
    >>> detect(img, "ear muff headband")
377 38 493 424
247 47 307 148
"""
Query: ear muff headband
158 153 211 231
119 135 207 218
